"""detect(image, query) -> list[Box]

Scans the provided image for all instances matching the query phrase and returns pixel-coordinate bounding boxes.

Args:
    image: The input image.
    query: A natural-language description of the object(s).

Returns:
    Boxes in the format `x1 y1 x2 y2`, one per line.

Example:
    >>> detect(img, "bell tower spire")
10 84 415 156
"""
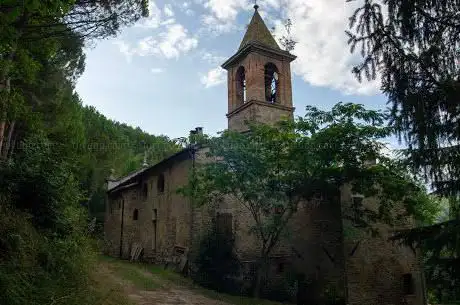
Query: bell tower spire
221 4 297 132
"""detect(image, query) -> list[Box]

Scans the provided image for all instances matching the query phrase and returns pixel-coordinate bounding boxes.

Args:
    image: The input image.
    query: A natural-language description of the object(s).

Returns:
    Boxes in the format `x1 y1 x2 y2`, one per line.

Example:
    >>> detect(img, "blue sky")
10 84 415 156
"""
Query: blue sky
76 0 390 142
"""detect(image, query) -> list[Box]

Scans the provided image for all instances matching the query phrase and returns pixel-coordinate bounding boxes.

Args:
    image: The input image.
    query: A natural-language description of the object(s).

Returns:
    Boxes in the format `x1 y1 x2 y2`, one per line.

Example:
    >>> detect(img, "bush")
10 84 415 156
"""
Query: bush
0 134 101 305
261 272 297 302
192 226 241 294
0 204 98 305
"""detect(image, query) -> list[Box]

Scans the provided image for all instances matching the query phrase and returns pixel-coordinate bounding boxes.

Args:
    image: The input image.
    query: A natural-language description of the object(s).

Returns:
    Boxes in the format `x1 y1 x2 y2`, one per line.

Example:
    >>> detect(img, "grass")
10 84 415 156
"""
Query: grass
88 259 135 305
116 264 162 290
100 255 286 305
100 256 161 291
197 288 288 305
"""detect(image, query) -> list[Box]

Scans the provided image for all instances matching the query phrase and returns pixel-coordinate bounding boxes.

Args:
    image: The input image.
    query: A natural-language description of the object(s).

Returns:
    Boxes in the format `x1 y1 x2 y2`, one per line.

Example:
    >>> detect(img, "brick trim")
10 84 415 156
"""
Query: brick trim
226 99 295 118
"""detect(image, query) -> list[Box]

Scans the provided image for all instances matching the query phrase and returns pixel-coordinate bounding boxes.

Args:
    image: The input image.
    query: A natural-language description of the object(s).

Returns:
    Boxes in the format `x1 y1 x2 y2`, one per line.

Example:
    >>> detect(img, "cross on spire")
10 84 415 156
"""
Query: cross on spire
254 0 259 10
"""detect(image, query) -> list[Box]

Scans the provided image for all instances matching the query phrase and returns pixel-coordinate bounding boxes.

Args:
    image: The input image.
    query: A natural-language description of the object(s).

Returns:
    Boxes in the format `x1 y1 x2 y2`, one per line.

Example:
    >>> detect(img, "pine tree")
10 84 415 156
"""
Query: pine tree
347 0 460 301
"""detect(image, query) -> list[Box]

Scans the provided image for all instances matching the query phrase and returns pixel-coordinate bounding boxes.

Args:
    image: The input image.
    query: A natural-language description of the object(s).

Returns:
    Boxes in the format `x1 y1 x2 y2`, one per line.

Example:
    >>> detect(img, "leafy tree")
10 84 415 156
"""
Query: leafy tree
0 1 182 304
192 222 241 294
0 0 148 159
347 1 460 301
79 105 180 224
182 102 432 297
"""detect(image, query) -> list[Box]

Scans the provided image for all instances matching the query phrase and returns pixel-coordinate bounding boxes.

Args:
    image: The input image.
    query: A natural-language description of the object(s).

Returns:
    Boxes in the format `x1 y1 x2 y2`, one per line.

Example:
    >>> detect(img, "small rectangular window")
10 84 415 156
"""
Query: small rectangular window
402 273 414 295
216 213 233 237
351 194 364 224
277 262 284 273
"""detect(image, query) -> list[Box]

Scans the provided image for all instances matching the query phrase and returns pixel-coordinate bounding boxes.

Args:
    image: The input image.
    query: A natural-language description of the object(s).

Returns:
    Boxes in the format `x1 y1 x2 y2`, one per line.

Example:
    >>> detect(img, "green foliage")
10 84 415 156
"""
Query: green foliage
79 105 180 225
102 256 284 305
182 102 433 296
0 186 96 305
0 2 176 305
347 1 459 183
347 2 460 302
192 225 241 294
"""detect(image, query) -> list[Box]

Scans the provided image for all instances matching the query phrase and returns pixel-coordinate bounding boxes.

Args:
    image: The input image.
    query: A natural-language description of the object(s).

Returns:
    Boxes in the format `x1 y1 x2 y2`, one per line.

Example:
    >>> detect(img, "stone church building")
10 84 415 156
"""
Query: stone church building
104 5 426 305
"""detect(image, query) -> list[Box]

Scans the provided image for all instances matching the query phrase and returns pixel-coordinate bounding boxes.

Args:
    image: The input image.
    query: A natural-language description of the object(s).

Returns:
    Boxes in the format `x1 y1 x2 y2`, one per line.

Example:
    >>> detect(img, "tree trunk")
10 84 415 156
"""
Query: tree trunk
253 249 268 298
3 120 15 158
254 264 262 298
8 135 16 159
0 75 11 158
0 9 27 157
0 119 5 156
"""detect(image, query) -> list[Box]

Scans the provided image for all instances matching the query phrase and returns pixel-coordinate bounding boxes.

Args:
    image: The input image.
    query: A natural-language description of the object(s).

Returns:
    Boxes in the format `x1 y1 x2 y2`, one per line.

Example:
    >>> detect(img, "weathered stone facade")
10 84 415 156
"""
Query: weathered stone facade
104 149 194 263
104 5 425 305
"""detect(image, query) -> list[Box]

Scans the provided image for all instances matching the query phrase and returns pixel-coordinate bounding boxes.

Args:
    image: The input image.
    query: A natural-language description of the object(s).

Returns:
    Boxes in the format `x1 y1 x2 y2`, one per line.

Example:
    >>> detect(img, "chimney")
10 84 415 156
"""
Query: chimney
106 169 117 191
142 151 148 168
189 129 198 145
108 168 116 181
364 158 377 167
189 127 204 145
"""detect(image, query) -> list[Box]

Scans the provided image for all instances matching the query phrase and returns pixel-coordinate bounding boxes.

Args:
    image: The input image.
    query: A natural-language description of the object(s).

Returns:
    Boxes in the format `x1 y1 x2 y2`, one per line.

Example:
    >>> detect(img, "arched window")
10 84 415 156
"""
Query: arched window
142 183 148 200
157 173 165 193
264 63 279 103
236 66 247 105
133 209 139 220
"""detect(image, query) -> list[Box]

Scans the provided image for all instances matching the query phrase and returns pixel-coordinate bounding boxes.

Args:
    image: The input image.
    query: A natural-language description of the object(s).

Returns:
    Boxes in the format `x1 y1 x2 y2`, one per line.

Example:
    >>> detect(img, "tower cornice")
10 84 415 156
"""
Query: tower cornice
226 99 295 119
222 42 296 70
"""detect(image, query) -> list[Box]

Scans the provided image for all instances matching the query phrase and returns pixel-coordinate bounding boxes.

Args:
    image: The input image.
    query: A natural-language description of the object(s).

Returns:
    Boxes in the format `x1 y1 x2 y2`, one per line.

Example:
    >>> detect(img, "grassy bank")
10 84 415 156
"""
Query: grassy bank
101 256 285 305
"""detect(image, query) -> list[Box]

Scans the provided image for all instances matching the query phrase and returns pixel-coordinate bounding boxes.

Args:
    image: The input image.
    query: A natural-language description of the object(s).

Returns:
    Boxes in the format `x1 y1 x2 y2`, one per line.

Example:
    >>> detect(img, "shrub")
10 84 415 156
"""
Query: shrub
0 135 100 305
191 225 241 294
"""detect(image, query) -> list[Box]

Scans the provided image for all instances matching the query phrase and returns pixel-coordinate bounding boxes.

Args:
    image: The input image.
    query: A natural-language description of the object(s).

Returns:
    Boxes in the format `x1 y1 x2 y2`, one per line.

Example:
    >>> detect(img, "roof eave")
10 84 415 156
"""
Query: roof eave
106 145 199 193
222 43 297 69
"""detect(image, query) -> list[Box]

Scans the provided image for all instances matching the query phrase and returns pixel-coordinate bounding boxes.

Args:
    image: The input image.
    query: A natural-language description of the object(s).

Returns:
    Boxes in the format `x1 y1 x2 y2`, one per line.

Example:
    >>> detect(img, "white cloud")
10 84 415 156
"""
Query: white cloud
201 67 226 88
151 68 164 74
164 4 174 17
203 0 247 20
200 0 249 34
135 0 162 28
279 0 380 95
160 18 176 26
115 22 198 60
201 51 227 65
172 1 195 16
155 24 198 59
198 0 380 95
201 15 236 34
113 40 134 62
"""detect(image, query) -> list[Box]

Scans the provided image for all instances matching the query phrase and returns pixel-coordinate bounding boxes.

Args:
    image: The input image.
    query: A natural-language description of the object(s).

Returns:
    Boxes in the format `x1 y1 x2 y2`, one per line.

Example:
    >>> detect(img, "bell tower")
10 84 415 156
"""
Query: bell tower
222 4 296 132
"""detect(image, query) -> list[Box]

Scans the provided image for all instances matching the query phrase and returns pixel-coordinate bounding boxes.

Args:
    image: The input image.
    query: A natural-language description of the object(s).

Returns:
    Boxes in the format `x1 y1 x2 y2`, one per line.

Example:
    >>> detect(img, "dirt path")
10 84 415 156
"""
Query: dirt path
126 289 231 305
100 261 233 305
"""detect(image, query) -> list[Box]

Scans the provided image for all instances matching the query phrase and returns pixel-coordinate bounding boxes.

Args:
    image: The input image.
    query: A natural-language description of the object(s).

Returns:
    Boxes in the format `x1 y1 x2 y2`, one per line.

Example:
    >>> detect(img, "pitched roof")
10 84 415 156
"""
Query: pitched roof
107 167 148 191
106 145 199 193
239 6 280 51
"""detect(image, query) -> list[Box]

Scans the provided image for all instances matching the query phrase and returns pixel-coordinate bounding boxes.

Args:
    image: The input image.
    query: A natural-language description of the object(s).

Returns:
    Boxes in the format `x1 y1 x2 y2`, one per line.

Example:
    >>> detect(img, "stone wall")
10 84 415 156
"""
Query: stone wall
340 184 425 305
105 152 425 305
104 192 123 257
104 156 194 264
190 187 346 303
227 100 293 132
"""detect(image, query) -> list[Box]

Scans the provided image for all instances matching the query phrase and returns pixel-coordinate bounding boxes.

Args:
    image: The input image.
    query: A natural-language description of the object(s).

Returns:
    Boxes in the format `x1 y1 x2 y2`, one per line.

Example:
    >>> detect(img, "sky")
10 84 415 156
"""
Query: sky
75 0 391 143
